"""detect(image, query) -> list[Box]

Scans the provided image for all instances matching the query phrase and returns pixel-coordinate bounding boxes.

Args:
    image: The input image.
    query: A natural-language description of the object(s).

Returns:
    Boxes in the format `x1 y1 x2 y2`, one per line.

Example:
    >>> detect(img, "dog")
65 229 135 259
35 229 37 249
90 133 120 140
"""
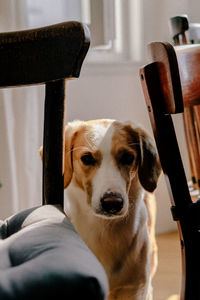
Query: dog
41 119 161 300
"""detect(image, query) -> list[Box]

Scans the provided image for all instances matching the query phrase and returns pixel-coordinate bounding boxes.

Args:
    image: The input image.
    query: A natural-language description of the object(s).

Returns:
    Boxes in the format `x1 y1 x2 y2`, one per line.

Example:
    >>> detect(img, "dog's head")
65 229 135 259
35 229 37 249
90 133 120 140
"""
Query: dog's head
60 119 161 219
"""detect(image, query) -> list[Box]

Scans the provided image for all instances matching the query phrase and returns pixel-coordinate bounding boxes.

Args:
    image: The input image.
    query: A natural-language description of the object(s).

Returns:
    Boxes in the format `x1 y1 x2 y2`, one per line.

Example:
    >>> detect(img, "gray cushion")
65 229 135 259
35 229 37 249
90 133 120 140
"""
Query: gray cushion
0 205 108 299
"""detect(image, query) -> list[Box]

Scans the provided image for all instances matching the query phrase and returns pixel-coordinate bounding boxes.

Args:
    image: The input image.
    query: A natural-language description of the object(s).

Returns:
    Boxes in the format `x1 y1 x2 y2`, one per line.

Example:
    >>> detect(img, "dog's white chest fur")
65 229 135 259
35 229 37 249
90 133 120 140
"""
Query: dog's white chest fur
65 183 150 299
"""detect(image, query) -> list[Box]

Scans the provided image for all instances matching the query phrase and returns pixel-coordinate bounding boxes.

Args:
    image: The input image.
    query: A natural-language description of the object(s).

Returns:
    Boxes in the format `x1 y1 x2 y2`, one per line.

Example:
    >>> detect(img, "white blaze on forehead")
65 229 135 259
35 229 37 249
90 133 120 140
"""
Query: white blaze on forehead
90 121 115 151
91 121 128 211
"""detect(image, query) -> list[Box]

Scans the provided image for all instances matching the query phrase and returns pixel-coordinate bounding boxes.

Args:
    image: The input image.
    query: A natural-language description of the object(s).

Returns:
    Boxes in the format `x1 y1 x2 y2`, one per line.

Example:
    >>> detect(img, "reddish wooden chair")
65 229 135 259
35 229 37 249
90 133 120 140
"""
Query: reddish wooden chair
169 15 200 194
140 42 200 299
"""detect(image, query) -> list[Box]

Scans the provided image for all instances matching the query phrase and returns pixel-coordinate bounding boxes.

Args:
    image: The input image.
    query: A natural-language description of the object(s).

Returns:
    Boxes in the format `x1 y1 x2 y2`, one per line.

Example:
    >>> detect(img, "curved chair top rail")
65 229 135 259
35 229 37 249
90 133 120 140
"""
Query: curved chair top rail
0 21 90 88
148 42 200 114
148 42 183 114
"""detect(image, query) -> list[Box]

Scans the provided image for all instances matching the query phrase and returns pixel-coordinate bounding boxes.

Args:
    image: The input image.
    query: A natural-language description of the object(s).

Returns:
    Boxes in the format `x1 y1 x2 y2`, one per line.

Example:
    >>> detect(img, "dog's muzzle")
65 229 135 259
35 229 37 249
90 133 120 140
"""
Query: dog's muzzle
100 192 124 215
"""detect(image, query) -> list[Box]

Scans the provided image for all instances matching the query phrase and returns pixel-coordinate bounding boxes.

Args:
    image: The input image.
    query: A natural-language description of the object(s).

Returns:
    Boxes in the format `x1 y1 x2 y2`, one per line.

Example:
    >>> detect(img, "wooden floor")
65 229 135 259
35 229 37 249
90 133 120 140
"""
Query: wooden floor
153 231 181 300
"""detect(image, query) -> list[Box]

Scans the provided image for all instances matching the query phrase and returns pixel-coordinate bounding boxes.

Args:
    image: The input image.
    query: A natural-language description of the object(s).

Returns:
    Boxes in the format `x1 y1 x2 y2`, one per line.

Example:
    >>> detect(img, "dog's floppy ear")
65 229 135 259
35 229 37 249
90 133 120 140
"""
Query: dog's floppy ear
137 128 161 192
39 146 43 160
63 124 75 188
39 123 76 189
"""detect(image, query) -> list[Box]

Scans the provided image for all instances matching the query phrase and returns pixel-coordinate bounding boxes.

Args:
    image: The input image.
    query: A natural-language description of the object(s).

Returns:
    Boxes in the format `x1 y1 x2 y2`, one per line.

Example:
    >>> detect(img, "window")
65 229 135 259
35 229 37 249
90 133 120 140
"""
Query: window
88 0 144 62
27 0 83 27
26 0 143 63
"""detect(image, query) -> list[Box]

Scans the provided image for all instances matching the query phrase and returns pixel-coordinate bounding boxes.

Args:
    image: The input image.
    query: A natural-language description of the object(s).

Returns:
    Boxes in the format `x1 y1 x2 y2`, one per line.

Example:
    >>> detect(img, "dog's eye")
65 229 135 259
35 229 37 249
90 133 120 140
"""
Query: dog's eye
81 153 96 166
119 151 135 165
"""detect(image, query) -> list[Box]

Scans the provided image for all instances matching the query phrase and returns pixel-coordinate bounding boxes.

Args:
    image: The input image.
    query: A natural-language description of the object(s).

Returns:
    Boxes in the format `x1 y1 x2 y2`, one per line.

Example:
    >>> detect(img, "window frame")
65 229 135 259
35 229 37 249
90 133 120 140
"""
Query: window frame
26 0 144 64
87 0 144 63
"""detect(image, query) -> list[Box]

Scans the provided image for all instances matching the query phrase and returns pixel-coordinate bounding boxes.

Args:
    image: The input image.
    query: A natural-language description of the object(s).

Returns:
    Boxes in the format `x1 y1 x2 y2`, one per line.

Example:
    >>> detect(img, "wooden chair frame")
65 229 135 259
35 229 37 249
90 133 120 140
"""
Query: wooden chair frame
0 21 90 208
140 42 200 299
169 15 200 192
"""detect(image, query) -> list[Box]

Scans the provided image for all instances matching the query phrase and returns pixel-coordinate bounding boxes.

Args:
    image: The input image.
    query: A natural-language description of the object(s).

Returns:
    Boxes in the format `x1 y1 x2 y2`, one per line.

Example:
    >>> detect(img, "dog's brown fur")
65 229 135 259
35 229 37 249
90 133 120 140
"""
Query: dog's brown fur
41 119 161 300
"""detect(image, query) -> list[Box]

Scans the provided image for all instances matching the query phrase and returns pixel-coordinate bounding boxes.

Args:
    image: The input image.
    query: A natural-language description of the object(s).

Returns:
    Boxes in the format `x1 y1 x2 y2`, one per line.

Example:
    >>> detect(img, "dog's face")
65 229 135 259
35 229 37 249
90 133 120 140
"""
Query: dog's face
63 119 161 219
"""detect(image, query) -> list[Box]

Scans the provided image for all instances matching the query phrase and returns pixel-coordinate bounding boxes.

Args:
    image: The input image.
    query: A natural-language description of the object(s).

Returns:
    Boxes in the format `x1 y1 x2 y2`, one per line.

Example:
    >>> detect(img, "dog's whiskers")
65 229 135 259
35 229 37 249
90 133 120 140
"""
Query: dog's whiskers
84 133 96 150
66 146 90 154
128 142 140 146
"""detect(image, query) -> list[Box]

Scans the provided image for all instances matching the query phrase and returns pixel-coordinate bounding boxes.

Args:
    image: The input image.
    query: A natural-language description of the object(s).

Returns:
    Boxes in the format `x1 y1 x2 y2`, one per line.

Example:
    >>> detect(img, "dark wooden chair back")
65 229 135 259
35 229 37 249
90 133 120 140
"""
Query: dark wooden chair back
169 15 200 45
169 15 200 193
0 21 90 208
140 42 200 299
169 15 189 45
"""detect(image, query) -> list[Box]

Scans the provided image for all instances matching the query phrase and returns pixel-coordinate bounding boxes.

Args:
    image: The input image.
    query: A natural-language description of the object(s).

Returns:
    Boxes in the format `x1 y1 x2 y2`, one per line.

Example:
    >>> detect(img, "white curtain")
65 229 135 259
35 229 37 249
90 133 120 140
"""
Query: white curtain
0 0 44 219
0 0 89 220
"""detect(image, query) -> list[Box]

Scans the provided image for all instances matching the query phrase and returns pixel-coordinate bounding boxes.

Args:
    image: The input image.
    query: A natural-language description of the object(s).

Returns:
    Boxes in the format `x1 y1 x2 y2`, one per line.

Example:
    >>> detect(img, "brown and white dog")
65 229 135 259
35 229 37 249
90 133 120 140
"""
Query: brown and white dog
42 119 161 300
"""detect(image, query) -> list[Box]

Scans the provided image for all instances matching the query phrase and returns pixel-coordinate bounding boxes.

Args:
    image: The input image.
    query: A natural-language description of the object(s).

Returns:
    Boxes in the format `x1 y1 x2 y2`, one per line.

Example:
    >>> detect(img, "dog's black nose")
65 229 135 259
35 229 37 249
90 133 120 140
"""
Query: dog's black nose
101 193 123 214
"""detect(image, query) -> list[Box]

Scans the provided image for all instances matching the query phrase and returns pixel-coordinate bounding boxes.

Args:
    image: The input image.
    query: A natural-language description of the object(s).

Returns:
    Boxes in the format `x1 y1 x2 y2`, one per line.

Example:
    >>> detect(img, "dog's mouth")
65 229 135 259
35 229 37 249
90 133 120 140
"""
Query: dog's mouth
97 192 124 217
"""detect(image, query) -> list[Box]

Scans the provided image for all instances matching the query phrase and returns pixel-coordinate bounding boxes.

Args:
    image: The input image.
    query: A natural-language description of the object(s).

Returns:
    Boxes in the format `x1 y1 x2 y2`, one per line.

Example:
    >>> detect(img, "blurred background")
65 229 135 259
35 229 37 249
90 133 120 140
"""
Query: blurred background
2 1 200 299
0 0 199 233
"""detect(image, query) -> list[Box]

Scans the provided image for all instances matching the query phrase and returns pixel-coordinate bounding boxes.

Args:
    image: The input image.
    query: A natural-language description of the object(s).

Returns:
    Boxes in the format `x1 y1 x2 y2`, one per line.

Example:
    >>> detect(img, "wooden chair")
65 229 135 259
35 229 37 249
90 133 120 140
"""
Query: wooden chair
0 22 108 299
169 15 200 45
0 21 90 208
169 15 200 194
140 42 200 299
